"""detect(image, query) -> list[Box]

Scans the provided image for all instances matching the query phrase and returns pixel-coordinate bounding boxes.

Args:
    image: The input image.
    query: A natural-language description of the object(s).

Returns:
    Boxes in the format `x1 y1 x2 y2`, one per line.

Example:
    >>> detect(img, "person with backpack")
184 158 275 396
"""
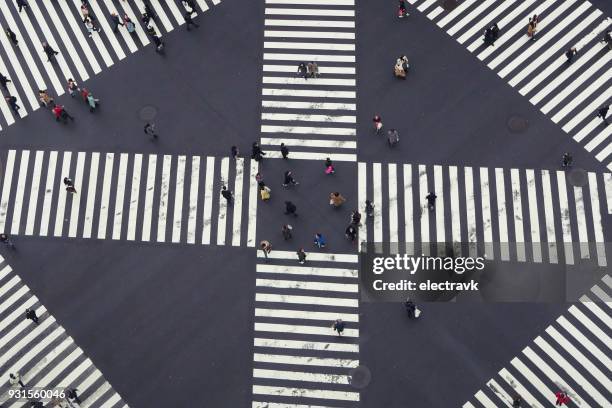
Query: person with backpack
144 122 158 139
332 319 345 336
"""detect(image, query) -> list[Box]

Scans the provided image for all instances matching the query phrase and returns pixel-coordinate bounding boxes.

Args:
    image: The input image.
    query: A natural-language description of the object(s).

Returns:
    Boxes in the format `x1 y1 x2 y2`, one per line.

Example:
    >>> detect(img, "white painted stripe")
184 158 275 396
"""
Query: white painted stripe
163 0 185 24
266 0 354 4
419 164 429 256
39 151 57 236
127 154 143 241
263 65 355 75
495 168 509 260
217 157 230 245
68 152 85 237
264 30 355 39
357 162 367 246
525 169 542 263
590 284 610 304
24 151 44 235
417 0 437 12
172 156 186 243
568 305 611 350
541 170 557 263
264 19 355 28
588 173 606 266
112 153 129 240
462 403 476 408
253 385 359 401
253 404 341 408
263 151 357 162
498 368 544 408
256 278 358 293
264 42 355 51
556 171 573 264
264 53 355 63
255 322 358 337
255 308 358 322
372 163 383 251
261 138 356 149
595 141 612 164
434 165 444 251
97 153 114 239
54 152 72 237
546 68 611 118
262 100 355 110
605 173 612 214
474 390 496 408
261 125 355 136
0 150 16 232
265 8 354 17
254 338 356 356
141 155 157 242
254 353 358 368
447 0 496 36
448 166 461 255
479 167 493 259
557 315 611 368
580 295 612 329
403 164 413 255
82 153 99 239
232 158 244 246
254 368 350 384
11 150 30 234
457 0 515 44
426 6 444 20
511 356 555 403
584 122 612 151
187 156 200 244
262 111 356 123
247 159 258 247
573 186 589 259
510 169 525 261
257 250 357 262
464 167 477 257
437 0 478 26
263 88 355 98
388 164 399 253
0 54 16 124
256 263 357 278
202 157 215 245
157 155 172 243
255 293 358 308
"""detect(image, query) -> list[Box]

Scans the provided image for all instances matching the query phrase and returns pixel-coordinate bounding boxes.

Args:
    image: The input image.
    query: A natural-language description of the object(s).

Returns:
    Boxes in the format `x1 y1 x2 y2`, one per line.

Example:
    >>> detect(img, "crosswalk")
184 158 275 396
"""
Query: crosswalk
260 0 358 162
0 0 220 130
358 162 611 266
0 150 259 246
251 250 360 407
464 274 612 408
406 0 612 170
0 255 128 407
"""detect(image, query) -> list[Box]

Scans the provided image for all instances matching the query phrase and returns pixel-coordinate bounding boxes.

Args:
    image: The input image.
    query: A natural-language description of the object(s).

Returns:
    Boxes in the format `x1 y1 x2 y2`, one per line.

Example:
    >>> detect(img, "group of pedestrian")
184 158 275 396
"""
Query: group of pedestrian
527 14 540 40
483 23 500 46
296 61 320 79
373 114 399 146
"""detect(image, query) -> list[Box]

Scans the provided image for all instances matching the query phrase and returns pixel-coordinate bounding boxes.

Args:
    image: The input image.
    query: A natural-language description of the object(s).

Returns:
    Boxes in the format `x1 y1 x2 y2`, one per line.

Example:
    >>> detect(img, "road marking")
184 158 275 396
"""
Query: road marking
97 153 114 239
202 157 215 245
157 155 172 243
479 168 493 260
573 186 589 259
187 156 200 244
141 154 157 242
525 169 542 262
247 159 258 247
448 166 461 256
510 169 525 261
0 150 16 232
24 151 44 235
172 155 186 243
217 158 230 245
11 150 30 235
464 167 477 257
68 152 85 237
82 152 99 239
39 151 57 236
540 170 557 263
434 165 445 254
232 158 245 246
373 163 383 251
588 173 606 266
556 171 573 264
127 154 143 241
54 152 72 237
255 293 358 308
419 164 429 255
112 153 129 240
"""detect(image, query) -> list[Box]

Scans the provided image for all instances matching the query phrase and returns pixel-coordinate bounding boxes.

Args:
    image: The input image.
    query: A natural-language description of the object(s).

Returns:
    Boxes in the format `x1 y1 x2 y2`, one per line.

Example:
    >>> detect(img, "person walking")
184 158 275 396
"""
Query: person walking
297 62 308 79
231 145 239 159
6 27 18 47
260 184 271 201
597 104 609 125
53 105 74 123
9 373 25 387
64 177 77 194
183 0 197 11
351 210 362 226
345 224 357 241
365 200 374 217
527 14 539 40
80 2 90 21
373 114 383 134
252 142 265 161
260 240 272 260
110 12 124 33
42 42 59 62
16 0 29 13
307 61 319 78
313 233 326 248
512 394 522 407
67 78 79 96
325 157 335 174
332 319 345 336
221 185 234 205
405 298 417 318
5 95 20 114
555 391 569 406
285 201 298 216
282 171 299 187
602 29 611 50
426 192 437 211
0 72 11 90
84 17 100 37
280 143 289 159
281 224 293 240
297 248 307 264
561 152 573 168
66 388 81 404
0 233 15 248
255 172 264 184
25 308 39 324
144 122 158 139
565 47 577 63
38 89 55 108
329 192 346 208
184 10 199 30
124 14 137 37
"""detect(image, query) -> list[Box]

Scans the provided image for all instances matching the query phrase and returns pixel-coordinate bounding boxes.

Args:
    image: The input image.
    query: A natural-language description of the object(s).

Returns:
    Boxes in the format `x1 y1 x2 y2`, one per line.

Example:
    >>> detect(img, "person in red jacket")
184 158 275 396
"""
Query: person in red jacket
555 391 569 406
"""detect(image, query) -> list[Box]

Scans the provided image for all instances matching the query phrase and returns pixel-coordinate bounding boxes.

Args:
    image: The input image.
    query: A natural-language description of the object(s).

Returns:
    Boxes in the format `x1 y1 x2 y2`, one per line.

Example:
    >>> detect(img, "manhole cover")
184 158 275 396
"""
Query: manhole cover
567 168 587 187
507 115 529 133
348 365 372 389
138 105 158 121
441 0 459 11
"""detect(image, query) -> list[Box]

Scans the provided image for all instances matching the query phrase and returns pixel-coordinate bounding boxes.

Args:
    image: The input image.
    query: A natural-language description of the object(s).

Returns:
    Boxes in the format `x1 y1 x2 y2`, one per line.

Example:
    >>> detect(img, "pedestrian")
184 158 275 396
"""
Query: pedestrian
221 185 234 205
17 0 29 13
141 12 151 27
297 248 307 264
5 95 20 114
351 210 362 226
260 240 272 259
332 319 345 336
597 105 609 125
144 122 158 139
64 177 77 194
365 199 374 217
6 28 18 47
110 12 124 33
124 15 136 37
80 3 90 21
67 78 79 96
9 373 25 387
527 15 539 40
53 105 74 123
512 394 522 407
426 192 437 211
252 142 265 161
325 157 335 174
561 152 572 168
260 184 271 201
602 29 612 50
184 10 199 30
398 0 408 18
182 0 197 11
255 172 264 184
373 114 383 133
144 2 157 22
280 143 289 159
297 62 308 80
565 47 577 63
329 192 346 208
66 388 81 404
555 391 569 406
84 17 99 37
152 35 164 53
307 61 319 78
42 42 59 61
38 89 55 108
313 233 326 248
86 91 99 112
282 170 299 187
345 224 357 241
0 233 15 248
25 308 38 324
0 73 11 90
281 224 293 240
231 145 239 159
284 201 298 216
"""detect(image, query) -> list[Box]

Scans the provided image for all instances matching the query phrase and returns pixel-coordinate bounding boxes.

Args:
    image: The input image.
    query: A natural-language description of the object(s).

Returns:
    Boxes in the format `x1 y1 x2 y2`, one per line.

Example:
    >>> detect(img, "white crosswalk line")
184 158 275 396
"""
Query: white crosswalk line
157 155 172 243
112 153 129 240
417 0 438 13
474 389 497 408
24 151 44 235
187 156 200 244
464 167 477 258
172 155 186 243
0 22 39 110
68 152 86 237
261 138 356 149
262 100 356 110
403 164 413 255
479 167 493 260
257 278 358 293
217 158 230 245
447 0 496 37
265 8 354 17
232 158 245 246
11 150 30 235
127 154 143 241
498 368 543 408
568 305 611 350
419 165 429 255
495 168 509 260
142 154 157 242
448 166 461 256
525 169 542 262
540 170 557 263
0 151 16 233
510 356 556 403
252 385 359 402
97 153 114 239
54 152 72 237
261 125 355 136
373 163 383 249
266 0 354 4
82 152 100 239
264 30 355 39
388 163 398 254
264 53 355 63
587 173 606 266
265 42 355 51
358 162 367 246
555 171 574 264
256 293 358 308
255 308 358 322
264 19 355 28
254 353 358 368
437 0 478 29
257 264 357 278
557 315 611 368
0 54 17 124
457 0 515 44
434 165 444 253
580 295 612 329
202 156 215 245
262 112 355 122
254 368 350 384
562 86 612 133
510 169 525 261
263 88 355 98
39 151 57 236
247 159 258 247
573 186 589 259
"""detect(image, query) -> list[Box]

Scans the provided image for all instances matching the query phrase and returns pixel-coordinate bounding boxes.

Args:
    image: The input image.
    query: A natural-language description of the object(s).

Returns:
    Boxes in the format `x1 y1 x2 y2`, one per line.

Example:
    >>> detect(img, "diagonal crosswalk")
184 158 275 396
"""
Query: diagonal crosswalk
0 0 222 131
251 250 360 407
358 162 610 266
260 0 357 162
0 149 258 247
464 274 612 408
406 0 612 170
0 255 128 407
